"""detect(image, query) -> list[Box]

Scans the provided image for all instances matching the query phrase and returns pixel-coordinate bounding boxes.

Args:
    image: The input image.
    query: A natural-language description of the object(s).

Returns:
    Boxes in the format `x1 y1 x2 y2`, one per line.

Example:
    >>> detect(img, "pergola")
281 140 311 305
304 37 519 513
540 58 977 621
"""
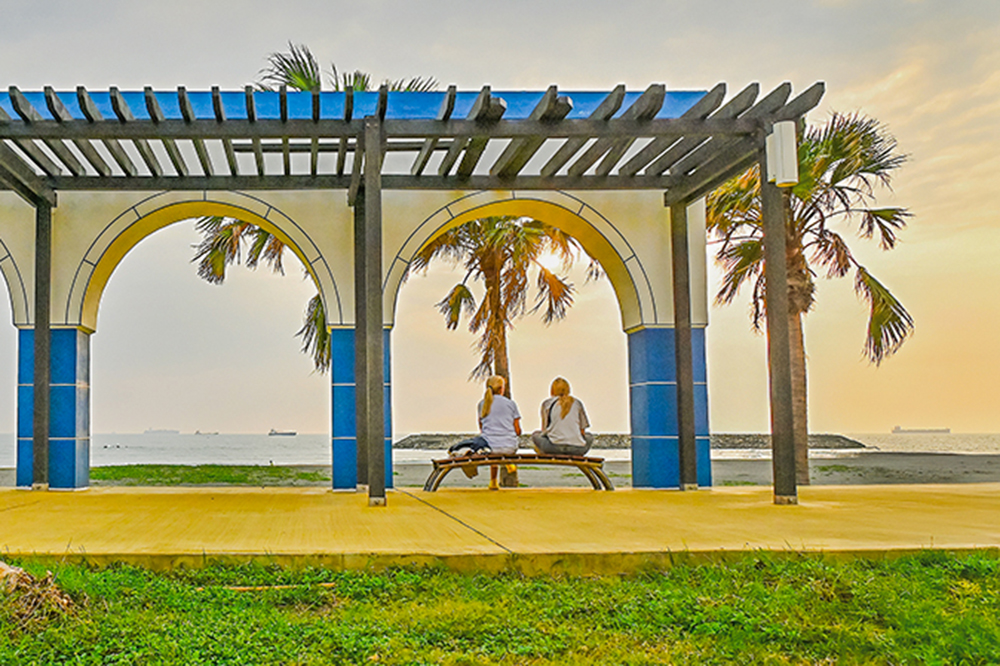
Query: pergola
0 80 823 505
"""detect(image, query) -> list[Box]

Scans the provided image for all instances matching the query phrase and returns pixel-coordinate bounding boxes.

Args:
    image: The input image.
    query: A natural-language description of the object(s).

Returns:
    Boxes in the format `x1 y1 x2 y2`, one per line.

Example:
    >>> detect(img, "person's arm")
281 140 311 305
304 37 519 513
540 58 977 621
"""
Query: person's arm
578 401 590 436
514 418 522 436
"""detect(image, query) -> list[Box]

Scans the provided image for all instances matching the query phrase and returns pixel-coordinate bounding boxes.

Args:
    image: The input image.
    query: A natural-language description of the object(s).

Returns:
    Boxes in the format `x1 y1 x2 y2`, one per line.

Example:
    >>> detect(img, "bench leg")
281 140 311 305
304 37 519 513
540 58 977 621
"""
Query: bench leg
578 466 603 490
591 467 615 491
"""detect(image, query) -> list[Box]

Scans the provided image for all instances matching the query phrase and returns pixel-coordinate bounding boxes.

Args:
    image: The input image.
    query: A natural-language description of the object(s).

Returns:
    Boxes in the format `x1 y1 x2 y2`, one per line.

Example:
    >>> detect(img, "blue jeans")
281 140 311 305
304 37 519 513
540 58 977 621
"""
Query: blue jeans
531 431 594 456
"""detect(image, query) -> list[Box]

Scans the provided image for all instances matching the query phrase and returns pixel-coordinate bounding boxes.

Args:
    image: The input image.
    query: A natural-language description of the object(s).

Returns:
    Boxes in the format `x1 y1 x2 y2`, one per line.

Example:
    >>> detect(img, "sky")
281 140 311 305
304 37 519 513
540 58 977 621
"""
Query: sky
0 0 998 437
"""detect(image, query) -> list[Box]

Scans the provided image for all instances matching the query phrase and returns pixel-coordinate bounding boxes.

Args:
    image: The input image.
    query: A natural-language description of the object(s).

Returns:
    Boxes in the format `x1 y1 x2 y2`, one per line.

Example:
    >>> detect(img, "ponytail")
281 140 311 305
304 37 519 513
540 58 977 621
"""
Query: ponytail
551 377 574 419
481 375 506 419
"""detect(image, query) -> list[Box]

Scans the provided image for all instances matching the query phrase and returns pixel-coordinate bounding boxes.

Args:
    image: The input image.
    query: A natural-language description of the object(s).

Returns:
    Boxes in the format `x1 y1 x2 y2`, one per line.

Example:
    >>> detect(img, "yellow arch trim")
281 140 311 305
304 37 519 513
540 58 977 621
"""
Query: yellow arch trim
80 200 322 331
414 198 641 330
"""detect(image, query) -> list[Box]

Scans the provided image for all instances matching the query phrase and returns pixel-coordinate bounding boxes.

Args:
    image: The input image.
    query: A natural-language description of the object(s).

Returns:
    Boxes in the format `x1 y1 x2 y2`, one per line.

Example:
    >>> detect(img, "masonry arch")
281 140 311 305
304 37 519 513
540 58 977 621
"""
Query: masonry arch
384 190 657 333
65 191 342 333
0 235 28 327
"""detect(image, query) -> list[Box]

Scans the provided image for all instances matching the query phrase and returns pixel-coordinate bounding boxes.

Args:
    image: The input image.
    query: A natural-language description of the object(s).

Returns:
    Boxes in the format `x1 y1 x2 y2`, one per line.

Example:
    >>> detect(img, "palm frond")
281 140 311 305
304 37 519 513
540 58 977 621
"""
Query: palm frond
385 76 439 92
854 266 914 364
257 42 322 92
295 293 330 373
436 284 476 330
192 216 252 284
531 266 575 324
246 226 287 274
858 207 910 250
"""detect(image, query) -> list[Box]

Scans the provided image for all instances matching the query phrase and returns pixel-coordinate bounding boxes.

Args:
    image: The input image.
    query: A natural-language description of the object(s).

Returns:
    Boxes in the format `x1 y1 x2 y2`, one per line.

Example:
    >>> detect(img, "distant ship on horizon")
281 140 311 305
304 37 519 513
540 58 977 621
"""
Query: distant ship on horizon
892 426 951 434
268 429 297 436
143 428 180 435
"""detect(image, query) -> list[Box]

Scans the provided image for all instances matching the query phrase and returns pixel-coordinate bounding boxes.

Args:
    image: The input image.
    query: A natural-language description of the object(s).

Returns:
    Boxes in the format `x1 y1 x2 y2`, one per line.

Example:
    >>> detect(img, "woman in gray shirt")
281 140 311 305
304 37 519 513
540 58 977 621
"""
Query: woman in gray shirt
531 377 595 456
478 375 522 489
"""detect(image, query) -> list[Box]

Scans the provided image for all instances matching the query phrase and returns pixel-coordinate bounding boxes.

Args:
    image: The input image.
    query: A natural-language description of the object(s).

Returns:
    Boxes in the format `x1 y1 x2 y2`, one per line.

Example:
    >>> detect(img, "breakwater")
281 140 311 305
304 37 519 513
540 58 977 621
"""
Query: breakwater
393 433 866 450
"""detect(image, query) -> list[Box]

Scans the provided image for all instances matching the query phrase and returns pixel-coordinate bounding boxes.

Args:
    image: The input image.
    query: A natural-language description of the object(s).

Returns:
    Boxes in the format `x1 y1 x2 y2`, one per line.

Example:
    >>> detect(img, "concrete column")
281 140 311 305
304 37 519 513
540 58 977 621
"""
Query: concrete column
330 326 392 490
627 326 711 488
17 327 90 489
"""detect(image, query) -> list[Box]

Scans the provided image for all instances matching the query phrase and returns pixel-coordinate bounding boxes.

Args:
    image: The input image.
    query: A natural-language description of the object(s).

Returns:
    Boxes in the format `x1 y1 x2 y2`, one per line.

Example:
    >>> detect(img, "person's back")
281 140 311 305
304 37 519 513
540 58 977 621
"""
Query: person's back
532 377 594 456
478 393 521 454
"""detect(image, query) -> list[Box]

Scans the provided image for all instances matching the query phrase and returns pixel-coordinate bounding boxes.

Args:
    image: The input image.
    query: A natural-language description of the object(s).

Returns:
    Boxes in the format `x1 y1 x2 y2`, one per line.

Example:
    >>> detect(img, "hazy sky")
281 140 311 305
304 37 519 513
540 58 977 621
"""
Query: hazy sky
1 0 998 436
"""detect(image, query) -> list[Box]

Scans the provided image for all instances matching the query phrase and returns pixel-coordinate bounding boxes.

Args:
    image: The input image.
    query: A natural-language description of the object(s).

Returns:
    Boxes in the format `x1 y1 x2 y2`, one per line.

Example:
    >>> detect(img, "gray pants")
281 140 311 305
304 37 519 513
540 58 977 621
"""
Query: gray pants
531 431 594 456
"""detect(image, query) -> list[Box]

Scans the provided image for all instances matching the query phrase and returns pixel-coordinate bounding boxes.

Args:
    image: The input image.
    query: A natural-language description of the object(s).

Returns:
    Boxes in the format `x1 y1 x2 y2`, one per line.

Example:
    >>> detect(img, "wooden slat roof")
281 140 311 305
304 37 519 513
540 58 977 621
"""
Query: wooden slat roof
0 82 824 207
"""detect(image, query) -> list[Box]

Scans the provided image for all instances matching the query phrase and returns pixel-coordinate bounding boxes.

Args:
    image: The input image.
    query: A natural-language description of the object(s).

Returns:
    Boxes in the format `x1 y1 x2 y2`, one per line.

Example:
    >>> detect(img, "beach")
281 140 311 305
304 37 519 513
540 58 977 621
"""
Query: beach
5 450 1000 489
4 431 1000 488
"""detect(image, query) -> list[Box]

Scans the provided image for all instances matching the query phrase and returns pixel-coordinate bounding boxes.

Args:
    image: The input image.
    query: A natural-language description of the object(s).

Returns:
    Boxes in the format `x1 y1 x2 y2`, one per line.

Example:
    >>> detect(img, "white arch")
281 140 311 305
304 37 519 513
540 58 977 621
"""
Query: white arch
383 190 657 332
63 191 342 332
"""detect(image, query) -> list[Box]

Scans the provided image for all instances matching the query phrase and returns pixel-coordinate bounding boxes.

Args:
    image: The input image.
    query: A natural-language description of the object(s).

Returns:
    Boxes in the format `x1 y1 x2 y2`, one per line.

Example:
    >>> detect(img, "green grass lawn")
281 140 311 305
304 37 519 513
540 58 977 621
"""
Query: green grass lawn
3 552 999 664
89 464 330 486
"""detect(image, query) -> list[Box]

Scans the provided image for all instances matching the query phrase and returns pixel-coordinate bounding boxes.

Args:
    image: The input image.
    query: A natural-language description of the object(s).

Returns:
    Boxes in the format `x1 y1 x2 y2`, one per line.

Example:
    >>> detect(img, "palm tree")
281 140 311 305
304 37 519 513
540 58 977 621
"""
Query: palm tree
193 43 437 372
706 112 914 484
408 215 599 397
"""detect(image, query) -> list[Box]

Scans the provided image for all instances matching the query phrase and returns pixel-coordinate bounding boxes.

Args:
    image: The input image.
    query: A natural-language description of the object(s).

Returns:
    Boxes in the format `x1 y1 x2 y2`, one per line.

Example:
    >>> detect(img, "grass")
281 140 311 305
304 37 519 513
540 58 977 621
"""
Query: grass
89 465 330 486
2 552 999 664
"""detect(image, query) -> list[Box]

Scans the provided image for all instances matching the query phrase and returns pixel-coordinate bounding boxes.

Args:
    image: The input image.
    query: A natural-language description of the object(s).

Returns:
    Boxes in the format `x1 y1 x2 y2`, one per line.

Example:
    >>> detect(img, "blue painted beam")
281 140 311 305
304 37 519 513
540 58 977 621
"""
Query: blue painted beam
1 89 707 123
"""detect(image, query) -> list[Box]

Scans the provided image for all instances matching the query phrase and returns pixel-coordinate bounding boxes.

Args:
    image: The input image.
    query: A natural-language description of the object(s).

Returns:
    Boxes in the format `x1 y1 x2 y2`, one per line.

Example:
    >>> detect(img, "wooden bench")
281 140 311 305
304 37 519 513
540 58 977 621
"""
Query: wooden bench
423 452 614 491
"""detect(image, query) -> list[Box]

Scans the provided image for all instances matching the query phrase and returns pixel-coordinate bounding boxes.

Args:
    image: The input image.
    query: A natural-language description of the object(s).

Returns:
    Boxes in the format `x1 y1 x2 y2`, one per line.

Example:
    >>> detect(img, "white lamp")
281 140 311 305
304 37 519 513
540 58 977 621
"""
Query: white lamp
766 121 799 187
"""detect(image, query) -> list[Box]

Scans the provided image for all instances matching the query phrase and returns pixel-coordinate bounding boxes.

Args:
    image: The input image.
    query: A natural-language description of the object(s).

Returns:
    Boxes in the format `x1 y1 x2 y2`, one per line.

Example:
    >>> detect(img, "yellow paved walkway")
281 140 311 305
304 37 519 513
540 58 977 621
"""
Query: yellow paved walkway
2 484 999 573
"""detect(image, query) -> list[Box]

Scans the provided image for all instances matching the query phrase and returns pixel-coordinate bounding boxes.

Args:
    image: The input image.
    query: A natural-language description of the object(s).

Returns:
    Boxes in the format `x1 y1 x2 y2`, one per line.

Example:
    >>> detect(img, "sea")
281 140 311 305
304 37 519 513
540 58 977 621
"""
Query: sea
2 431 1000 468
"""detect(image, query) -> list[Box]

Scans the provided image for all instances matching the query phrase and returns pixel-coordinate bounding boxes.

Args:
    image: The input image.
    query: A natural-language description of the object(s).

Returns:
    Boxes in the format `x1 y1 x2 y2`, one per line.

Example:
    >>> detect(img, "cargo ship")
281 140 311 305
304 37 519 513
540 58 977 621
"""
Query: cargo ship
891 426 950 434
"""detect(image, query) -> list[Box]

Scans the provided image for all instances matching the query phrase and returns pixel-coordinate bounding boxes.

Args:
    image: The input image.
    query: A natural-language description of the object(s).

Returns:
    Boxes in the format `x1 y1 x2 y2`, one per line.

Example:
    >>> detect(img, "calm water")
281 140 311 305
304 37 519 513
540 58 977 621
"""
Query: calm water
2 432 999 468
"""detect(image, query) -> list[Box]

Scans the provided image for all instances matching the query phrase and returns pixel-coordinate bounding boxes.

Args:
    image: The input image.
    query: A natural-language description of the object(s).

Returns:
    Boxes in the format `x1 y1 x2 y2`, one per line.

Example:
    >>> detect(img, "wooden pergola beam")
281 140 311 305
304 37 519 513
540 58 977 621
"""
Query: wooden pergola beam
44 86 112 177
438 86 491 177
0 106 63 177
0 141 57 206
178 87 214 177
567 84 665 177
213 86 239 176
50 173 689 192
642 83 760 177
9 87 86 177
410 85 455 176
77 87 137 177
619 82 726 177
540 85 624 177
145 87 189 177
110 87 162 177
337 88 353 176
0 117 759 142
663 83 791 183
490 86 572 179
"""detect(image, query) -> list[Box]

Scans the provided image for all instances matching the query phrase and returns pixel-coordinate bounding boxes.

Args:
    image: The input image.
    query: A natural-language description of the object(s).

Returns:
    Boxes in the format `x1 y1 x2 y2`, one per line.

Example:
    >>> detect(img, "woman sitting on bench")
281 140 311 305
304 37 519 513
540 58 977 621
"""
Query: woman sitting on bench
531 377 595 456
478 375 522 490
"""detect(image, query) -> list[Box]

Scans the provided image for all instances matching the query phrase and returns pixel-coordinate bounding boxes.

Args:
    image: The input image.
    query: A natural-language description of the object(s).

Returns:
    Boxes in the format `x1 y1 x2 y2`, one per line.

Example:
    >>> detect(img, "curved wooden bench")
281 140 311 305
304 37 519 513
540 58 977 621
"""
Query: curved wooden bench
423 452 614 491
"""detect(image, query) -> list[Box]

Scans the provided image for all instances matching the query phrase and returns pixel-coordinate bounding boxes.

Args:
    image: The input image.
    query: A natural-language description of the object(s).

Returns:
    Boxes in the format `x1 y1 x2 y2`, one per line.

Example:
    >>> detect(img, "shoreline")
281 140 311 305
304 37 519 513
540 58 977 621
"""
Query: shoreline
5 450 1000 488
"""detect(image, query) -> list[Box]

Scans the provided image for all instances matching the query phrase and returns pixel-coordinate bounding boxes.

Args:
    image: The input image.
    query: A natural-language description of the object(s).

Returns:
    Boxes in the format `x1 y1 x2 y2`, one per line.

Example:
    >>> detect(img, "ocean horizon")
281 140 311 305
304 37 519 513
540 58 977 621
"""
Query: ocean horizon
3 431 1000 468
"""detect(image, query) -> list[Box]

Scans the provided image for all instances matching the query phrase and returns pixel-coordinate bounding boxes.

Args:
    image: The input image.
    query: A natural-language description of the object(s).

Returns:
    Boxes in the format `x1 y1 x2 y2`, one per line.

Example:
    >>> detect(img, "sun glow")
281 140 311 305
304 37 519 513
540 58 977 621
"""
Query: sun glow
536 250 563 272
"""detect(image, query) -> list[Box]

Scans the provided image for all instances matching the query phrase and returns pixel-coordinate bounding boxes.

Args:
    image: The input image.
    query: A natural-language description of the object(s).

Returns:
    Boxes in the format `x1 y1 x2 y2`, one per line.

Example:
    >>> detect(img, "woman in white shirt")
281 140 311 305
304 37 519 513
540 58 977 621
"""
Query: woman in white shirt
531 377 594 456
478 375 522 489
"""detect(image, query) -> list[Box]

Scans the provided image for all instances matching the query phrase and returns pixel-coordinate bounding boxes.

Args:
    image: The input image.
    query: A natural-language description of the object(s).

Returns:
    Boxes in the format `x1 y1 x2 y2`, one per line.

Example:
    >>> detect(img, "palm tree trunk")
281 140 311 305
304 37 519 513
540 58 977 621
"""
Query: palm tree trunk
789 309 810 484
483 256 518 488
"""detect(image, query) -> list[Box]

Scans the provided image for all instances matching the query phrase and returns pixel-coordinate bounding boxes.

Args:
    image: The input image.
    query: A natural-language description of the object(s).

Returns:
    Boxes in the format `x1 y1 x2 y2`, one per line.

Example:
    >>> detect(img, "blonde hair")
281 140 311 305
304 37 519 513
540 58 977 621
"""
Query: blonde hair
481 375 506 419
551 377 574 419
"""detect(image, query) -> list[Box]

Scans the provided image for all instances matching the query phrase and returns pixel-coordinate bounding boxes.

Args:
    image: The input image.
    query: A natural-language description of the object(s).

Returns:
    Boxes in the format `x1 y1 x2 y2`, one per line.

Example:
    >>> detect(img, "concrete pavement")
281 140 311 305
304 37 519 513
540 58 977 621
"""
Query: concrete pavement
2 484 998 573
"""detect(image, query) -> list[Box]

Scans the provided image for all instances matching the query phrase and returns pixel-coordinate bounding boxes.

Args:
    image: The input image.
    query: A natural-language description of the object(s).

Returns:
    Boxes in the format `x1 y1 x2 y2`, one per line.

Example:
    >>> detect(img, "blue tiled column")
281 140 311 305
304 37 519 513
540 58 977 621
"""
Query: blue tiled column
330 327 393 490
16 327 91 489
627 326 711 488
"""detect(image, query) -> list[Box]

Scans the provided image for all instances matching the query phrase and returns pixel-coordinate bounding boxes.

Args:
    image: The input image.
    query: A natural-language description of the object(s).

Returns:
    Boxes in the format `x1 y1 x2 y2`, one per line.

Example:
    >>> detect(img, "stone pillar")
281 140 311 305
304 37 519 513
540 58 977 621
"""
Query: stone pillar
17 327 90 489
627 326 711 488
330 327 392 490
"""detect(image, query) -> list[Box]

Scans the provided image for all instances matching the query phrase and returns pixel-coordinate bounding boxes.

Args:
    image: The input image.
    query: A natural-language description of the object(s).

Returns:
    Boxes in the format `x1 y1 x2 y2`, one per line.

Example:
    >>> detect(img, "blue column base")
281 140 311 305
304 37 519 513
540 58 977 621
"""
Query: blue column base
16 328 91 489
628 326 712 488
330 328 393 490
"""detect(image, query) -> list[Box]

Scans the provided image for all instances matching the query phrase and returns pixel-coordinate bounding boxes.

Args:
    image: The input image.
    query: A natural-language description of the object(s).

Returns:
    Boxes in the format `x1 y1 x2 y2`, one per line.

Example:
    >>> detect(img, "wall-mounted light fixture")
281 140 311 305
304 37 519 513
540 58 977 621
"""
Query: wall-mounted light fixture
766 121 799 187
